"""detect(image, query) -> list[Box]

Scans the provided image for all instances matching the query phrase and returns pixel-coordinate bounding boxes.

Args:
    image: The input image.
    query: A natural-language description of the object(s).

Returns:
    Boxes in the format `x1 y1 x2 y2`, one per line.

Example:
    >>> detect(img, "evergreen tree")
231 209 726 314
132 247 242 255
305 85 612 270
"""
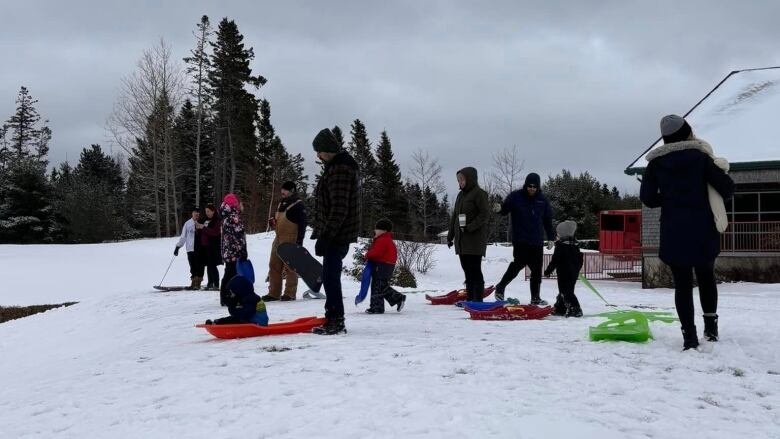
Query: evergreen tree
5 87 50 163
173 100 199 210
208 18 266 199
348 119 377 237
374 130 407 233
0 159 52 243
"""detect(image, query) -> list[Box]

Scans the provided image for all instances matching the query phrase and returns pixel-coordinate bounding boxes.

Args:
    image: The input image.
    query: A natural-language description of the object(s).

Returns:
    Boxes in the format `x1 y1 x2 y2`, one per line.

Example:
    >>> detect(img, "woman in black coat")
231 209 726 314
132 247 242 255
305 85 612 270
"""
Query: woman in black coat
640 115 735 350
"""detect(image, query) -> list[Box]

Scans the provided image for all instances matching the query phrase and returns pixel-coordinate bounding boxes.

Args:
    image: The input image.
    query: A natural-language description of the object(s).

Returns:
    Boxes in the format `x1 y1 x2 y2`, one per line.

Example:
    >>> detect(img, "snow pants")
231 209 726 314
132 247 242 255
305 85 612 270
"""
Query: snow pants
187 251 205 280
459 254 484 302
368 262 406 312
670 262 718 330
498 243 543 299
322 244 350 320
220 261 238 306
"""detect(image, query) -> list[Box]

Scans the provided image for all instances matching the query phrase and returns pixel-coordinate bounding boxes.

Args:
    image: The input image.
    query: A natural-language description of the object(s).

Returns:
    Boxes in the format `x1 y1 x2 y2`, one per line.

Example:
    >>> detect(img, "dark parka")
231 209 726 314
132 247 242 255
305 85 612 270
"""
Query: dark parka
544 238 584 283
448 167 490 256
640 140 735 266
498 173 555 246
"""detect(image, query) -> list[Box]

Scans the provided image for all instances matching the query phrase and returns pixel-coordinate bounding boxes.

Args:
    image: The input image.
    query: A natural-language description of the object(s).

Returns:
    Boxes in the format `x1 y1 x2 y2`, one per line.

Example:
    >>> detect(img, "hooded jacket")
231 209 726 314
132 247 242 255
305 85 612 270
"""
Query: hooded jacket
640 140 734 266
448 167 490 256
498 173 555 246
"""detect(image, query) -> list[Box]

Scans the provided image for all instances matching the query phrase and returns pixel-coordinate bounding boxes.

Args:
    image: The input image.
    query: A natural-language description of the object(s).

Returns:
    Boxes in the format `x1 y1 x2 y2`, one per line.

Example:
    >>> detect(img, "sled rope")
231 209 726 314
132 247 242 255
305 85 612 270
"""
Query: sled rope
578 273 615 307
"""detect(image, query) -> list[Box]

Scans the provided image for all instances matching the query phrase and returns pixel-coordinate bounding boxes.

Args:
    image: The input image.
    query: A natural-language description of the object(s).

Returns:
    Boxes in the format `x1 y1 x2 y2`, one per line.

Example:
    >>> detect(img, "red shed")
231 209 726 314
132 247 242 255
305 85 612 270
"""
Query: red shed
599 210 641 254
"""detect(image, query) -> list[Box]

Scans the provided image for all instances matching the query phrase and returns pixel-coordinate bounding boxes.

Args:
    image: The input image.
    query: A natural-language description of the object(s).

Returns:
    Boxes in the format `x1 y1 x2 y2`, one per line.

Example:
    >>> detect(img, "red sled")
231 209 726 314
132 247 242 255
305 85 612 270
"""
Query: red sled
465 304 554 321
425 286 495 305
195 316 326 339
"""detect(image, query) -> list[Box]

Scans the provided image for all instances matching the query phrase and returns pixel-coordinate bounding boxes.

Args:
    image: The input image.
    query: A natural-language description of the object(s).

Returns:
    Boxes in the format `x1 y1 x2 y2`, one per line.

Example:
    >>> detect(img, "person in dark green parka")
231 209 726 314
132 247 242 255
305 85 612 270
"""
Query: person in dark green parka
447 167 490 302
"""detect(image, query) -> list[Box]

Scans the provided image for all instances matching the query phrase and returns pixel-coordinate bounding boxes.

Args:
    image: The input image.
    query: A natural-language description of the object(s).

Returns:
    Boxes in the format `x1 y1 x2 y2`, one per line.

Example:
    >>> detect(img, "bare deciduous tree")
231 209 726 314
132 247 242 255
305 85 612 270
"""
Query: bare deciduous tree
408 149 445 239
490 145 525 197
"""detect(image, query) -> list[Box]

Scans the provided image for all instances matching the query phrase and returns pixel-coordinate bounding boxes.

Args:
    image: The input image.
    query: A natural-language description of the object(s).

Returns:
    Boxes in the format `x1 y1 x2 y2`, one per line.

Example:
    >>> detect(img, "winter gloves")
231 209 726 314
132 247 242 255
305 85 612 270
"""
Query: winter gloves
174 246 180 256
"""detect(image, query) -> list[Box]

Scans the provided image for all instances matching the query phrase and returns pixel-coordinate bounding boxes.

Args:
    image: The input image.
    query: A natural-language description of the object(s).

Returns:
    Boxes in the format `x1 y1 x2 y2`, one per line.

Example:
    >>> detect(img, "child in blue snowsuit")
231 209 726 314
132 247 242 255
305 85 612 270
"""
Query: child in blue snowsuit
206 275 269 326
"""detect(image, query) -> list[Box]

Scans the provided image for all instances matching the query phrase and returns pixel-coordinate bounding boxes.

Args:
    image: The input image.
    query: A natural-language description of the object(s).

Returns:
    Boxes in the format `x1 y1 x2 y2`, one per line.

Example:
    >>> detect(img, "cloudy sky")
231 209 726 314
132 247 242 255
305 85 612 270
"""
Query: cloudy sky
2 1 779 197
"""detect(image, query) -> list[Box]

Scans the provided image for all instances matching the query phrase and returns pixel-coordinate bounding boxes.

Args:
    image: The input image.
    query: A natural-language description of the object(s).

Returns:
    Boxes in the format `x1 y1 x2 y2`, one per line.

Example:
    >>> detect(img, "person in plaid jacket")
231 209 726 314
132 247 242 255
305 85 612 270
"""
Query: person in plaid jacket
310 128 359 335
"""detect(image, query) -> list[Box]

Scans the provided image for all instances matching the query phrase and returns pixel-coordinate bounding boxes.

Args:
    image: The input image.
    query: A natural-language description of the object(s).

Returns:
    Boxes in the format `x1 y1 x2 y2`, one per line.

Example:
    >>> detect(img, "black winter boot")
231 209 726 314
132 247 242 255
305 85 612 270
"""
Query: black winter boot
703 314 719 342
552 294 566 316
472 283 485 303
682 326 699 351
313 317 347 335
494 283 505 301
565 304 583 318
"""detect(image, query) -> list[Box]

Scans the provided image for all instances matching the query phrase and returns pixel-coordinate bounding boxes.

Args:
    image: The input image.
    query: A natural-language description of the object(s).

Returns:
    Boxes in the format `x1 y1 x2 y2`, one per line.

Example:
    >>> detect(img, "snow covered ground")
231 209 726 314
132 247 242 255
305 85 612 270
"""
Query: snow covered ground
1 234 779 438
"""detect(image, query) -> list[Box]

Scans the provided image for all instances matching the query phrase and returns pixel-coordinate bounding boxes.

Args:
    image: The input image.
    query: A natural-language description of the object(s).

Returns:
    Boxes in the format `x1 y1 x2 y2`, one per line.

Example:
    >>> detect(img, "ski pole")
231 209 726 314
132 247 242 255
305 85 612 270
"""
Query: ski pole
579 273 615 307
157 254 177 287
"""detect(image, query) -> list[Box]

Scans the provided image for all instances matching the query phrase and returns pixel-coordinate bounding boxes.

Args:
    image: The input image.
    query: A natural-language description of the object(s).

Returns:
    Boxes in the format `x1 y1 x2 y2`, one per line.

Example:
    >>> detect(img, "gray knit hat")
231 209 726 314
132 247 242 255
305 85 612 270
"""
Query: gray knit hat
660 114 692 144
556 220 577 239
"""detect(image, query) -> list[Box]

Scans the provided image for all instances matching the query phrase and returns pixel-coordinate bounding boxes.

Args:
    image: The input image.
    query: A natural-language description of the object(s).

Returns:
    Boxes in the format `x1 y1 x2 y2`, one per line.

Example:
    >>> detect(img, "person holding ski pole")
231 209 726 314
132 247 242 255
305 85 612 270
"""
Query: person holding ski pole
492 172 555 304
219 193 248 307
174 207 205 290
640 115 734 350
447 167 490 303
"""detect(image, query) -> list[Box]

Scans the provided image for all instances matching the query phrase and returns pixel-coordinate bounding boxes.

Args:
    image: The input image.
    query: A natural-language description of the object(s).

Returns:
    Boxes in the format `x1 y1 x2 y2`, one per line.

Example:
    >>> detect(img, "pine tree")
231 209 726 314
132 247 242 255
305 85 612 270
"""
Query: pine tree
208 18 265 199
374 130 407 233
183 15 213 207
173 100 199 211
348 119 377 237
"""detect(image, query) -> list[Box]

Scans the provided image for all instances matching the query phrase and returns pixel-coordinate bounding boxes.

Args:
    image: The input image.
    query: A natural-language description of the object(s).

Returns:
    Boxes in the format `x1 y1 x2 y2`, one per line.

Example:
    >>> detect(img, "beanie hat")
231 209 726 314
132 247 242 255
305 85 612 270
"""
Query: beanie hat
228 275 253 298
524 173 541 189
223 193 240 208
660 114 692 144
556 220 577 239
281 181 296 192
375 218 393 232
312 128 341 153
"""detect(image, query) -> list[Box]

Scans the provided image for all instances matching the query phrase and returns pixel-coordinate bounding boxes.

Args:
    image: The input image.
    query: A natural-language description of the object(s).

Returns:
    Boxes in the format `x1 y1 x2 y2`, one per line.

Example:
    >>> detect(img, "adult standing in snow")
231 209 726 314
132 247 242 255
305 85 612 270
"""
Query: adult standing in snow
196 204 222 290
174 207 205 290
219 193 248 306
447 167 490 302
263 181 307 302
640 115 734 351
493 173 555 304
310 128 359 335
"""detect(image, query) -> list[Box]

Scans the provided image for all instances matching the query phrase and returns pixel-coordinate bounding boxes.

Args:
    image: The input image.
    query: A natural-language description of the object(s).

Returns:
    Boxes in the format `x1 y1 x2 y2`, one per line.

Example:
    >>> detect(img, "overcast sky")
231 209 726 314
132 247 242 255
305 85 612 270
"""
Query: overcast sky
2 1 779 197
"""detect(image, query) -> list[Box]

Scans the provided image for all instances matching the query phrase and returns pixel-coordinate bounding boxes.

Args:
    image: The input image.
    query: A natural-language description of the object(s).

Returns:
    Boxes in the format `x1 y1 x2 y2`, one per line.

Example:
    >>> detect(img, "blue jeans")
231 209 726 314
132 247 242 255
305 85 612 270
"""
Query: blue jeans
322 243 350 320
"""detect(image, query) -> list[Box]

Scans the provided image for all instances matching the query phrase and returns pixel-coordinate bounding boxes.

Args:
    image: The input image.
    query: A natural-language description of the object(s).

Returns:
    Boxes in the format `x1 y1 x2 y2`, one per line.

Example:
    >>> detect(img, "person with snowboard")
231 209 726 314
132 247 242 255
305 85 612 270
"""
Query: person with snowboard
174 207 205 290
447 167 490 303
493 172 555 304
544 220 584 317
205 275 269 326
263 181 308 302
364 219 407 314
310 128 359 335
640 115 734 350
219 193 248 307
196 204 222 290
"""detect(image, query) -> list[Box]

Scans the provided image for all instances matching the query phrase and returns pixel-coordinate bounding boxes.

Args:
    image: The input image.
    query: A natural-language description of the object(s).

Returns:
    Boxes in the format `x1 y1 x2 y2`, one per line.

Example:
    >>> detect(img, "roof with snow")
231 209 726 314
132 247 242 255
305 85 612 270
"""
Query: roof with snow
626 67 780 175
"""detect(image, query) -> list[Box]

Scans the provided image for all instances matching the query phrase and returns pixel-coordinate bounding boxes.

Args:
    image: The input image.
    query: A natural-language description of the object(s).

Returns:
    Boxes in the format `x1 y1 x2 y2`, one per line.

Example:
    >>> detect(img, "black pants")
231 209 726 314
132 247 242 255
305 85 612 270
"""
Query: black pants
368 263 406 312
459 254 484 302
557 277 580 308
220 261 238 306
498 243 543 298
322 244 350 320
206 265 220 288
187 251 205 279
670 262 718 330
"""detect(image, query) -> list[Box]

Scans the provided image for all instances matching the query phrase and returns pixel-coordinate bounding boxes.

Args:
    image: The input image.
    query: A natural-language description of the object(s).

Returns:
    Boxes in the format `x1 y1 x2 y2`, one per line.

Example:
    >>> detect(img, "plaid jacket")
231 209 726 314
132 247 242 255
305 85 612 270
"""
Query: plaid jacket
313 151 360 245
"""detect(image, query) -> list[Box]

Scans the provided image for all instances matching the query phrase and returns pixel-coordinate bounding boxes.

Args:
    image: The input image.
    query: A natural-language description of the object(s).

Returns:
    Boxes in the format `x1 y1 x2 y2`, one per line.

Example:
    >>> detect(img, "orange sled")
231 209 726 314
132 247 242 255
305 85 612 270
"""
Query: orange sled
195 316 326 339
465 304 554 321
425 286 495 305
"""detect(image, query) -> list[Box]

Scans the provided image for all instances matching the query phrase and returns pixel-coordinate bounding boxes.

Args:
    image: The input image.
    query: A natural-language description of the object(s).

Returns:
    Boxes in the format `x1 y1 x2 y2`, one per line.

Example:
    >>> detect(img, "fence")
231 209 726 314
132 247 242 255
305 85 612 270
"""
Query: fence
720 221 780 253
525 249 642 281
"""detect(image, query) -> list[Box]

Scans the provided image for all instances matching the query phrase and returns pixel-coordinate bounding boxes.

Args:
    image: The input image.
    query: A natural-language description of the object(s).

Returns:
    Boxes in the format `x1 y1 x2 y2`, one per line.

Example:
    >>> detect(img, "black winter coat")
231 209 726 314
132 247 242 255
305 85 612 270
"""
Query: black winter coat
498 173 555 246
640 140 734 266
544 239 583 283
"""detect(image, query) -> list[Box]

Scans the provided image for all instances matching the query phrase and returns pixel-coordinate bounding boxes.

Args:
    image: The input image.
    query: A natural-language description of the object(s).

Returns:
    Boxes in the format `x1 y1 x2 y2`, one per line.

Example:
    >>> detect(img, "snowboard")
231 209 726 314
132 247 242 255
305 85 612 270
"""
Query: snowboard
465 304 554 321
276 243 323 293
196 316 326 339
354 261 374 306
425 286 495 305
153 285 193 292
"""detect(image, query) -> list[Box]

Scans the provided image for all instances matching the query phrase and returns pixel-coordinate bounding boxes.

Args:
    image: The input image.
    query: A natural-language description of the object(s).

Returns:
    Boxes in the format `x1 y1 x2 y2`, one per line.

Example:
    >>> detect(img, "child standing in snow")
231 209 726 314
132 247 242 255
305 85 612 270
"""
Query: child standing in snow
365 219 407 314
544 220 584 317
219 193 247 306
206 275 268 326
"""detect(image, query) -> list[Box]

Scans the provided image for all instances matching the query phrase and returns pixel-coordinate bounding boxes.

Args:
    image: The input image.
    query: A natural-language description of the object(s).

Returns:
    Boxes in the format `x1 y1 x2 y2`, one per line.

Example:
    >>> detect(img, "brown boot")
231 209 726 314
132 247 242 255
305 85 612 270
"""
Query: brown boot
191 277 202 290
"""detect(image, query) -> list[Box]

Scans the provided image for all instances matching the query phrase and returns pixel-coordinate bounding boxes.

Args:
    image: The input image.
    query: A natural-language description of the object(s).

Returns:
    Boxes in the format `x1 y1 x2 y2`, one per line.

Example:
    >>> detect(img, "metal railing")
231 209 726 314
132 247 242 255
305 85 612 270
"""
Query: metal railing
720 221 780 253
525 249 642 281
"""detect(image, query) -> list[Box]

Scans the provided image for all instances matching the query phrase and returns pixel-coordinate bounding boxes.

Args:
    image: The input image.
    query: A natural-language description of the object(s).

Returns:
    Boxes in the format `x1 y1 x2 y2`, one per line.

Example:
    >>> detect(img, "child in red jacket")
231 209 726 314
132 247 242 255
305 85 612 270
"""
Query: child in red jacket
365 219 407 314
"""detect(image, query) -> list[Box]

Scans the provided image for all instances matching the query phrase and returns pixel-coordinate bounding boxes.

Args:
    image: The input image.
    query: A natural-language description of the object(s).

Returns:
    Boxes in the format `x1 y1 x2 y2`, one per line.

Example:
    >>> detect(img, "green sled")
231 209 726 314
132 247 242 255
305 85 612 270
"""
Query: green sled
589 310 677 343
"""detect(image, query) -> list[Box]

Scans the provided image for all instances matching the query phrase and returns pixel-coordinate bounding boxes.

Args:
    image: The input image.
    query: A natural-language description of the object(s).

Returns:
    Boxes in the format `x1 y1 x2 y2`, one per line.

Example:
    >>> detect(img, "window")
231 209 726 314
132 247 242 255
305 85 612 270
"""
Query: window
727 191 780 222
601 215 624 231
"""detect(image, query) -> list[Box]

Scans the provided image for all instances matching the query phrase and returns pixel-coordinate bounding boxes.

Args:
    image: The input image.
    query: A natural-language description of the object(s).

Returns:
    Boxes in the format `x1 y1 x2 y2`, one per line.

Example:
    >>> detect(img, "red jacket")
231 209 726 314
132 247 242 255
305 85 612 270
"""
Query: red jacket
365 232 397 265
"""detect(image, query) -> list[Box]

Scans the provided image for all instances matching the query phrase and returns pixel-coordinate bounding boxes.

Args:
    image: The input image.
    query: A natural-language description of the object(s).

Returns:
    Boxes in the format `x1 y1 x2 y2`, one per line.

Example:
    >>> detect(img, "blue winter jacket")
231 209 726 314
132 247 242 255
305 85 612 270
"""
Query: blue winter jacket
498 173 555 246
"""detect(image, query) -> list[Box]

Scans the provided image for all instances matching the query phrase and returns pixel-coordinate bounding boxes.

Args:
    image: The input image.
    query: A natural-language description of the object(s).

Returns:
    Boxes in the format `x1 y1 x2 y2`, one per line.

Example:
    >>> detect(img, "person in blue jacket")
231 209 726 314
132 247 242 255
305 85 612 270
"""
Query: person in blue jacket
205 275 268 326
493 172 555 304
640 115 734 350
